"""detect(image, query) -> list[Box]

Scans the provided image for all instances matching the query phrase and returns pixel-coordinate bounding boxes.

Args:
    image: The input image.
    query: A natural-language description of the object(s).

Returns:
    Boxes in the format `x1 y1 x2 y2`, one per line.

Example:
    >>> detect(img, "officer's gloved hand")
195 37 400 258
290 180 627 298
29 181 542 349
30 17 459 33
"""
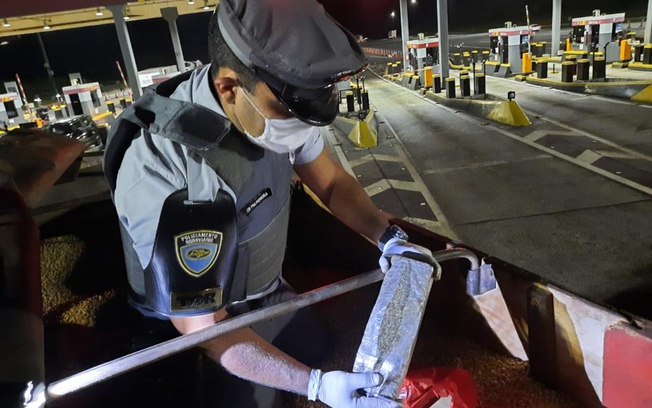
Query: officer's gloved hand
307 369 402 408
379 237 437 273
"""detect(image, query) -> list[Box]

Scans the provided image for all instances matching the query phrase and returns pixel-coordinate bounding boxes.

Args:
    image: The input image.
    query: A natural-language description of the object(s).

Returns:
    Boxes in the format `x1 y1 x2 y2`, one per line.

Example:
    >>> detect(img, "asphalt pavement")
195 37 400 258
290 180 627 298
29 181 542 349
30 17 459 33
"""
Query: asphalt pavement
327 71 652 318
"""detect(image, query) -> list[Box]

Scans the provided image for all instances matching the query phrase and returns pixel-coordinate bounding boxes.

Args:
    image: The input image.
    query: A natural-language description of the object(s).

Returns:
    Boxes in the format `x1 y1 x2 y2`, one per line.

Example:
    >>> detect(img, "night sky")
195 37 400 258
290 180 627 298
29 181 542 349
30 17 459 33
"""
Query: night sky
0 0 647 99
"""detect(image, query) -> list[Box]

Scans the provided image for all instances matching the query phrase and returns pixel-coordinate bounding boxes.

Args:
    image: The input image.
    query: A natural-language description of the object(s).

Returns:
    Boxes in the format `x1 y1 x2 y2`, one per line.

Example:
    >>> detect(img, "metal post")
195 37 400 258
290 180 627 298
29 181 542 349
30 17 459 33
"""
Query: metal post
526 5 532 55
551 0 562 57
483 60 487 100
399 0 410 70
472 59 476 95
108 5 142 99
161 7 186 73
36 33 59 98
436 0 450 80
645 0 652 44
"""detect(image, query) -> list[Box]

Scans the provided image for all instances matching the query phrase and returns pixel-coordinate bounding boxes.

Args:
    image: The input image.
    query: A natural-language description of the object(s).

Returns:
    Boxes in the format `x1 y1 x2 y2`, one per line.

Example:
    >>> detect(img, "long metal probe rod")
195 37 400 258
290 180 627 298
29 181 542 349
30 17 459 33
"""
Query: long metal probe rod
38 249 478 403
45 269 385 400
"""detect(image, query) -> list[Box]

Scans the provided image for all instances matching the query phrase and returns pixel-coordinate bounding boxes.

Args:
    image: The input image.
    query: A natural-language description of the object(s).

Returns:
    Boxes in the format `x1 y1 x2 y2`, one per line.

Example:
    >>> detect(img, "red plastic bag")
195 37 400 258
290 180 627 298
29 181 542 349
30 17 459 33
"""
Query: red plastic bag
398 367 478 408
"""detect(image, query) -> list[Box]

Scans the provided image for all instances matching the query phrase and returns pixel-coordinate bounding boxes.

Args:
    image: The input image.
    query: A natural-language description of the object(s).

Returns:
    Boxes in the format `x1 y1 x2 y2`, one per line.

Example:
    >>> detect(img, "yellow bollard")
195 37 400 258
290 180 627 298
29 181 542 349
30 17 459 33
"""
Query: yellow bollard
620 40 632 62
423 66 434 88
522 53 533 74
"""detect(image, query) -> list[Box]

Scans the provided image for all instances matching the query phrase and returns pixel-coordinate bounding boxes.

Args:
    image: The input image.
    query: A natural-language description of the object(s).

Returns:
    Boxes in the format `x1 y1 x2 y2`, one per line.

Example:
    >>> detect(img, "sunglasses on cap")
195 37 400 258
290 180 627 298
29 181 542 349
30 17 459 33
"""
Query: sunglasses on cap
256 65 368 127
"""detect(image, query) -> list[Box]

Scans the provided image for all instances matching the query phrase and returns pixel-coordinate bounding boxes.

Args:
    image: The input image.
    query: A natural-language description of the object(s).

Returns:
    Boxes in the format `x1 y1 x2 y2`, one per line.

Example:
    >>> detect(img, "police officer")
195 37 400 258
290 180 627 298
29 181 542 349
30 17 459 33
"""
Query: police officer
104 0 433 406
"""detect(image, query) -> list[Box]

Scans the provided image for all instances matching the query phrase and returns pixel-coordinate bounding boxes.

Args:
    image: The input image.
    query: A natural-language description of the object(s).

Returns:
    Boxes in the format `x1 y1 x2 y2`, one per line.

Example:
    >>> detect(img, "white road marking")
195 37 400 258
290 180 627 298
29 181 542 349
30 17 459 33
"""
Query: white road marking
537 116 652 162
524 129 576 142
349 154 402 168
372 108 458 239
591 95 636 106
486 125 652 197
369 70 652 197
423 154 551 175
576 150 603 165
364 179 392 196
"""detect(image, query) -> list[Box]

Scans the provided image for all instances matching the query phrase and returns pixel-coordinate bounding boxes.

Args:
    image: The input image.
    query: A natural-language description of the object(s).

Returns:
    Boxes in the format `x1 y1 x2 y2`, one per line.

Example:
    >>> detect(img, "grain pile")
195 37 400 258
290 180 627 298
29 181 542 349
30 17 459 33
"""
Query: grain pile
40 235 116 327
59 290 117 327
40 235 86 315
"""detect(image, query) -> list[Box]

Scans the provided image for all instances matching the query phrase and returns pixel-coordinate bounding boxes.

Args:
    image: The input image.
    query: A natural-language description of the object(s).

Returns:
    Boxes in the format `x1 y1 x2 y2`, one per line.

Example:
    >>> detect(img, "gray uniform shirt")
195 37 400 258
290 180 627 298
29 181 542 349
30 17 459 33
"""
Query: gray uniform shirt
114 65 324 269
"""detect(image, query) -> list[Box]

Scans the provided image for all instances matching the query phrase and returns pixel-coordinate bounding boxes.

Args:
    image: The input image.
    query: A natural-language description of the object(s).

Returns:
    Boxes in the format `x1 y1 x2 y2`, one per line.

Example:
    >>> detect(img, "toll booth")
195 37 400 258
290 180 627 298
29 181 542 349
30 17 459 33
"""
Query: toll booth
407 36 439 86
570 10 625 63
62 83 108 117
47 104 70 122
489 22 540 74
0 93 26 129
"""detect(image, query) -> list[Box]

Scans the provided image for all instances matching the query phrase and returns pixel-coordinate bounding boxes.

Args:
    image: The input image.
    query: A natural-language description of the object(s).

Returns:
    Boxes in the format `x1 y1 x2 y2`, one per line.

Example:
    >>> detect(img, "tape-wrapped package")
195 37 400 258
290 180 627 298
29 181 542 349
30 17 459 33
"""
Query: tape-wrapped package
353 255 441 400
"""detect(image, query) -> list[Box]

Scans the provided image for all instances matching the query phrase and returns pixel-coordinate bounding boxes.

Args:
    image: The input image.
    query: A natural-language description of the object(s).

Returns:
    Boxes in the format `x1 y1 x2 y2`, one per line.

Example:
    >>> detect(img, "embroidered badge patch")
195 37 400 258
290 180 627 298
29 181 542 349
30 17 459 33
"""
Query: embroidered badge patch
175 230 222 277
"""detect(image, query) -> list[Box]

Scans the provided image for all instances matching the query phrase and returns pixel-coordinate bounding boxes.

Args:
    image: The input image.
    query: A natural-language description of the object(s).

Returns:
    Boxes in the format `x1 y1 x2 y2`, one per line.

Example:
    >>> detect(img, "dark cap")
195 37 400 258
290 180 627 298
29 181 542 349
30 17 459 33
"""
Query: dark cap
216 0 367 125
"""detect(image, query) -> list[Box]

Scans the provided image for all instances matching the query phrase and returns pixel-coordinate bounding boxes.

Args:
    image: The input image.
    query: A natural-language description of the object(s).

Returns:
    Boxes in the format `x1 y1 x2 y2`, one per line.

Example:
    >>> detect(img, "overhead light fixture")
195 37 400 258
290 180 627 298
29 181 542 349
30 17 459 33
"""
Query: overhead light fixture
43 20 51 30
124 15 131 20
2 19 10 28
188 0 195 4
390 11 396 18
411 0 417 4
202 0 211 11
96 7 104 17
0 41 8 46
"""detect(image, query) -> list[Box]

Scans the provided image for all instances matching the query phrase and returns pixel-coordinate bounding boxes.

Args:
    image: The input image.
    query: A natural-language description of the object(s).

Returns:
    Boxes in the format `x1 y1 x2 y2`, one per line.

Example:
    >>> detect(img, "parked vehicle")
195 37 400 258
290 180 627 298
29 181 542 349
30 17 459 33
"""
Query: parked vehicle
45 115 103 152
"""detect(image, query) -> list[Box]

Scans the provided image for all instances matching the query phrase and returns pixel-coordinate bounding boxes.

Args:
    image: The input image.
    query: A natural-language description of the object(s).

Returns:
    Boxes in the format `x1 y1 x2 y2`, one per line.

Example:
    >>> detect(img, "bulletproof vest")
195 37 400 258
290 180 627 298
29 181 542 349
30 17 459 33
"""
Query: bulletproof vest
104 70 293 317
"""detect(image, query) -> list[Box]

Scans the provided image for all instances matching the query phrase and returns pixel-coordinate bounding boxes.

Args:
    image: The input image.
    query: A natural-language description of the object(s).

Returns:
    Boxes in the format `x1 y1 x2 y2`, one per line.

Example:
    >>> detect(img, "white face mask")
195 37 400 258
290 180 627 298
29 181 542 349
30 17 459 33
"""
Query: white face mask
237 87 316 155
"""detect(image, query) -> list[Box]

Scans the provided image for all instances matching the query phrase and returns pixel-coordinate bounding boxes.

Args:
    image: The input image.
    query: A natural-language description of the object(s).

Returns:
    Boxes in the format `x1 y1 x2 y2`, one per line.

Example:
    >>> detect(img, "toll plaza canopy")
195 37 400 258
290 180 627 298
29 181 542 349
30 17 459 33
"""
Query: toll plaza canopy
0 0 217 37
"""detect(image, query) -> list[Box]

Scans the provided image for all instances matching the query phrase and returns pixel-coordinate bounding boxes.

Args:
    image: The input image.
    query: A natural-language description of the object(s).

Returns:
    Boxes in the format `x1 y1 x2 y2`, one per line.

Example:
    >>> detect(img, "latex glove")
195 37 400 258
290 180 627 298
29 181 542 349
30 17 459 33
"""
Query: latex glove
307 369 402 408
379 237 437 273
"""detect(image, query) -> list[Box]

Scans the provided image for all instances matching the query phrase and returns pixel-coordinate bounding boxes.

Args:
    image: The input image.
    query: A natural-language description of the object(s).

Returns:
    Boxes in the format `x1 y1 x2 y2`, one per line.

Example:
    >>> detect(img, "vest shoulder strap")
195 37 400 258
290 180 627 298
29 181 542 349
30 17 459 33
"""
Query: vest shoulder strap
104 70 255 196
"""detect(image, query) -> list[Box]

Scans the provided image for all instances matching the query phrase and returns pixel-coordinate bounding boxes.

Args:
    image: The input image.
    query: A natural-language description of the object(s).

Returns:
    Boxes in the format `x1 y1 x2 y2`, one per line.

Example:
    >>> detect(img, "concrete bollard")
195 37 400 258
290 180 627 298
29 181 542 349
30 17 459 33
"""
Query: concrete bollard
460 75 471 97
593 58 606 80
452 53 462 65
475 74 486 95
463 52 471 67
434 74 442 93
361 91 370 111
644 45 652 65
565 56 577 76
577 59 590 81
107 101 116 114
402 73 412 88
346 92 355 113
536 61 548 79
561 62 574 83
445 77 456 99
634 45 644 63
